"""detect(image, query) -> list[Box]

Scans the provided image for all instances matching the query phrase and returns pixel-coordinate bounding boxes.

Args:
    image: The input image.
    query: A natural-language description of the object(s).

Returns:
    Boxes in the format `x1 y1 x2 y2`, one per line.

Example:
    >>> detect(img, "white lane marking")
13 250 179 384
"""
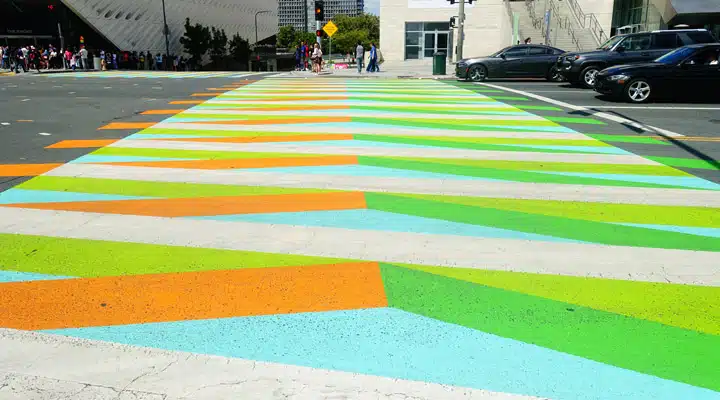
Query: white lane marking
519 90 590 94
479 83 687 137
38 132 51 136
0 122 10 126
152 86 162 89
579 105 720 111
20 98 30 102
68 91 76 94
103 86 112 89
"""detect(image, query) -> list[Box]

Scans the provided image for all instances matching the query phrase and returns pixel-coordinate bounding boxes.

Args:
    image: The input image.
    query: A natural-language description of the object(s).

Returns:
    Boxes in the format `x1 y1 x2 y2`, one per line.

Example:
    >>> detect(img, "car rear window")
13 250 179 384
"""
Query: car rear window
679 31 716 45
652 32 682 49
528 47 547 55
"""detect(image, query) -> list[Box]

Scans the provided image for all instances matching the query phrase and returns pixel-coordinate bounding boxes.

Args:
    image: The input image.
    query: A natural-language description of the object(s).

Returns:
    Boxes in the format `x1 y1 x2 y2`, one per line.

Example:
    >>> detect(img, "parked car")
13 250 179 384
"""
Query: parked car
456 44 566 82
593 43 720 103
557 29 717 88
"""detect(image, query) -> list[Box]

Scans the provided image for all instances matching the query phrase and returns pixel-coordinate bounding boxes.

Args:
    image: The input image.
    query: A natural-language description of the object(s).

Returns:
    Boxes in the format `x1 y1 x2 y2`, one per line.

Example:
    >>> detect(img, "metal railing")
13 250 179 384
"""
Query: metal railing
564 0 608 45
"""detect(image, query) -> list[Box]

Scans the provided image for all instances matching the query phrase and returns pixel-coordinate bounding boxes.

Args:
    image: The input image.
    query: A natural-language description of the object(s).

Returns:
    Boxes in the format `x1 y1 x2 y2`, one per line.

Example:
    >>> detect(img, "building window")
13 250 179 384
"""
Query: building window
405 22 452 60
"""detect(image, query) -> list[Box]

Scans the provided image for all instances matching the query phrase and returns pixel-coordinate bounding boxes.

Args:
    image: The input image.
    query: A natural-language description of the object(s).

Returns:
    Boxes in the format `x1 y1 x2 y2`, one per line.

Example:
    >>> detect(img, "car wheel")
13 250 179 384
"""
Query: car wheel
469 65 487 82
546 66 564 82
624 79 652 103
580 66 600 88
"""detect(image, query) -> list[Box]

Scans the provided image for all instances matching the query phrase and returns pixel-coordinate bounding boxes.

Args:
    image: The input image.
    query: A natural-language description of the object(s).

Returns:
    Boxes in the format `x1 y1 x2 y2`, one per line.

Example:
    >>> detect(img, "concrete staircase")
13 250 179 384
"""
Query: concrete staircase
510 0 603 52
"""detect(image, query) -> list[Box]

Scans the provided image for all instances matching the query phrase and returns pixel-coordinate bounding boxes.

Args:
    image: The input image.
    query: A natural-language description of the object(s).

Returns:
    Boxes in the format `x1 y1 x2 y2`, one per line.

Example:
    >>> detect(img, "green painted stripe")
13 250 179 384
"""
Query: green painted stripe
380 264 720 391
366 193 720 251
587 134 671 145
648 156 720 171
371 134 611 147
400 194 720 227
0 234 353 277
351 105 522 115
515 105 564 111
483 95 529 101
17 176 333 198
545 116 606 125
397 264 720 336
354 116 559 128
92 147 324 160
360 157 695 189
387 156 690 176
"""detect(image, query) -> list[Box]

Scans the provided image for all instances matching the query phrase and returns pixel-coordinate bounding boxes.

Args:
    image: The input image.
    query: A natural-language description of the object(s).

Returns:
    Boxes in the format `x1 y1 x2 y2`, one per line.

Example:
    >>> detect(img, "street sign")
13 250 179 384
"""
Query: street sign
323 21 338 37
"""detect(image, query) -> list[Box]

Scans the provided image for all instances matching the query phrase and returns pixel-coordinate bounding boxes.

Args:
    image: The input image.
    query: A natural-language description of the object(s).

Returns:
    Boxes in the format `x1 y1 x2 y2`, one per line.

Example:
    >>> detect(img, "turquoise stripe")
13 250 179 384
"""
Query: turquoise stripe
0 270 74 282
530 171 720 190
43 308 720 400
0 189 154 204
616 223 720 238
192 209 584 243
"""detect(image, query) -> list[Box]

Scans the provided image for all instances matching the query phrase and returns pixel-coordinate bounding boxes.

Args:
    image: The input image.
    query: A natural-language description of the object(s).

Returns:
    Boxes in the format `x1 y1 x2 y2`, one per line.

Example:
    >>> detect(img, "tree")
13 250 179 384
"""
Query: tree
277 26 297 49
229 33 250 68
179 18 211 69
327 14 379 55
210 27 228 67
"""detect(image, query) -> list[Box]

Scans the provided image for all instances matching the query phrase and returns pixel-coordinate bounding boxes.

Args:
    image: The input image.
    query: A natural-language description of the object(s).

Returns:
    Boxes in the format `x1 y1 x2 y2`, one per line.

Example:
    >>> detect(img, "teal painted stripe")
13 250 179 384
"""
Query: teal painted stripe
546 116 606 125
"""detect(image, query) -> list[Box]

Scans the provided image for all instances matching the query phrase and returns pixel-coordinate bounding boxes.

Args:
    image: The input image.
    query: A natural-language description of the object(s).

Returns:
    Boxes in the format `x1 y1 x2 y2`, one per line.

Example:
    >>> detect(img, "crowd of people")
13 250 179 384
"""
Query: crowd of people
0 44 190 73
292 41 383 74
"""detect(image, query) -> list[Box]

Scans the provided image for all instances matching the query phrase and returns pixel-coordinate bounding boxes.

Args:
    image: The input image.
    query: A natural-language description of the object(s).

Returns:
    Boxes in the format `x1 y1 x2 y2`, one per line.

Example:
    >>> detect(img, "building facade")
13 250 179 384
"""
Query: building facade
1 0 278 55
380 0 511 62
279 0 365 32
380 0 719 63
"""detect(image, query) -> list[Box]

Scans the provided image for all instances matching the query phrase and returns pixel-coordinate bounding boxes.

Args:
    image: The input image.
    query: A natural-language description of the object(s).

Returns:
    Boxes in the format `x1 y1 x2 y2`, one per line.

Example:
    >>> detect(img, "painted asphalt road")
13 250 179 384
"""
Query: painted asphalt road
0 75 718 399
470 81 720 184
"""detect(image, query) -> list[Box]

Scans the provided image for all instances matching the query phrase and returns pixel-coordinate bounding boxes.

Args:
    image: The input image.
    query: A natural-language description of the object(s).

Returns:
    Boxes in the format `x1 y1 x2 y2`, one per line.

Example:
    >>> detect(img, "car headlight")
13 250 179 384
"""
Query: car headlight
607 74 629 82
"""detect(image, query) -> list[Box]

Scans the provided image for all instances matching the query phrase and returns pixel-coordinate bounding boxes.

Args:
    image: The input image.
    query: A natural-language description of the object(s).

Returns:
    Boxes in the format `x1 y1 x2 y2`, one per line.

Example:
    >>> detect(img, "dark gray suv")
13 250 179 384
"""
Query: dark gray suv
557 29 717 88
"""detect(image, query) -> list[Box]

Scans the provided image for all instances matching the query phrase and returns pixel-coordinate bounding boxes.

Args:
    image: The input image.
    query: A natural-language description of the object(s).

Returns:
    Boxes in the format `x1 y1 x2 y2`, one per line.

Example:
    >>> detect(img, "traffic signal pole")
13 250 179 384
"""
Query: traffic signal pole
457 0 465 60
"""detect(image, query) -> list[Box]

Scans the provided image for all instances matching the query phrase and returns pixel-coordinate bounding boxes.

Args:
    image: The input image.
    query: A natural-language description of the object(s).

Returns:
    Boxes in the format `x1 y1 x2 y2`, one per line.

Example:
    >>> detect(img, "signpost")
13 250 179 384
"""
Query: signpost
322 21 338 70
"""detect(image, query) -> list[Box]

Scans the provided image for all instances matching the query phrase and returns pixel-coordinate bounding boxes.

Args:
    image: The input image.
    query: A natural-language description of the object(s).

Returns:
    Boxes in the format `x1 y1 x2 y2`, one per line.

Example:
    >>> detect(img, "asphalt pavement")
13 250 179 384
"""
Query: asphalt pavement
0 72 273 190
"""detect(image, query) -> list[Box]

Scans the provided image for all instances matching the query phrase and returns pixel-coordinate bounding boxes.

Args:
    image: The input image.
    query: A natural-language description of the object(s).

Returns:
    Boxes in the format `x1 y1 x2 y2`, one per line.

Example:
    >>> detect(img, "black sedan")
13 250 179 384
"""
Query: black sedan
594 43 720 103
456 45 566 82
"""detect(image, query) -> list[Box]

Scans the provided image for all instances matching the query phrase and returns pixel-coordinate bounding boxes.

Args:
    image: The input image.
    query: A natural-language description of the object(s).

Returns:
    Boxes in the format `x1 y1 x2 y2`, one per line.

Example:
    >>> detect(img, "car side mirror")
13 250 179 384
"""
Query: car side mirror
500 53 506 59
615 46 625 53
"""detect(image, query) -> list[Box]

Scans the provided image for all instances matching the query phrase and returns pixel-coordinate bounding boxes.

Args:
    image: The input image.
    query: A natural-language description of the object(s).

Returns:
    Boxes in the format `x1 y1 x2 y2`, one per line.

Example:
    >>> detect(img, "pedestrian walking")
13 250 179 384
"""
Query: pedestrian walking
311 42 323 74
367 42 378 73
356 41 364 74
79 46 89 70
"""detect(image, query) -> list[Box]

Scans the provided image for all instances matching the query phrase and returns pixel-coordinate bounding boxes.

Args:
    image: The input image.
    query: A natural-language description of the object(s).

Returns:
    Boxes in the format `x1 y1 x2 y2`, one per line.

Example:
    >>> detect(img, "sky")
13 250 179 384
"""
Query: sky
365 0 380 15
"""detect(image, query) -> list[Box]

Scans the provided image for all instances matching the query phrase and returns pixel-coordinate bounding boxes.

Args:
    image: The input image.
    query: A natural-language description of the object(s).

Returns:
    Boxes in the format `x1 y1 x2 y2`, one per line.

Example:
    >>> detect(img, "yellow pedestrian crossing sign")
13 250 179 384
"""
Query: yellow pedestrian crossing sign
323 21 338 37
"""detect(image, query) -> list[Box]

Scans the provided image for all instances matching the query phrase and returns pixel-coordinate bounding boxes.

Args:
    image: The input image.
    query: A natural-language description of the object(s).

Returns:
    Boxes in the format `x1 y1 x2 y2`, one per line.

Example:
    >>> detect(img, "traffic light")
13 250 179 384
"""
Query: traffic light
316 29 322 37
468 0 474 3
448 0 455 4
450 16 456 28
47 4 55 11
314 0 324 21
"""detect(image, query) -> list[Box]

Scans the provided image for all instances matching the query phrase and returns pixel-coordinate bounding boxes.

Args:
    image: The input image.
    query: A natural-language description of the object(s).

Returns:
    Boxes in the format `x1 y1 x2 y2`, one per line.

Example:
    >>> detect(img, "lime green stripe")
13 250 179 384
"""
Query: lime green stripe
389 156 691 176
360 157 692 189
351 105 521 115
92 147 322 159
382 135 610 147
545 116 606 125
587 133 671 145
515 105 564 111
648 156 720 171
399 264 720 335
0 234 353 277
17 176 333 198
381 264 720 391
367 193 720 251
395 193 720 227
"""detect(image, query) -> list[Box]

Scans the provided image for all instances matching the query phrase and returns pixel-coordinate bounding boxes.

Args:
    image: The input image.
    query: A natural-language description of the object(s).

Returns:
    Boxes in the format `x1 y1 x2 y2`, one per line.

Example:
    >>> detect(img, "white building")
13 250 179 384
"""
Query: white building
379 0 720 64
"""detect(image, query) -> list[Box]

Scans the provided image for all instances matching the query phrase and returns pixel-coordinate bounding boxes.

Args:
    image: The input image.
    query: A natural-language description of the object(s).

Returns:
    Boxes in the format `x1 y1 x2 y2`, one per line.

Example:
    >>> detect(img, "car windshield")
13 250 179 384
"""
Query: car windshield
490 47 510 57
655 46 697 64
598 36 624 51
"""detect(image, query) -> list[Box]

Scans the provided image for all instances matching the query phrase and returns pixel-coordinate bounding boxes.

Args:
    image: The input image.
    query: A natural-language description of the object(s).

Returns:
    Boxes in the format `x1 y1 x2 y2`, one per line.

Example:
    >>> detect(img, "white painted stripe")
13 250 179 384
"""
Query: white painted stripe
0 208 716 285
181 109 546 120
44 164 719 207
109 139 653 164
0 329 531 400
479 83 687 137
581 105 720 111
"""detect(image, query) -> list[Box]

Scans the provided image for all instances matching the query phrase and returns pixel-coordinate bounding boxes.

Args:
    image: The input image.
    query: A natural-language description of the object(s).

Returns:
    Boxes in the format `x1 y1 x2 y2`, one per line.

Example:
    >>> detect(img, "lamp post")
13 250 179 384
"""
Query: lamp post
161 0 170 57
255 10 271 44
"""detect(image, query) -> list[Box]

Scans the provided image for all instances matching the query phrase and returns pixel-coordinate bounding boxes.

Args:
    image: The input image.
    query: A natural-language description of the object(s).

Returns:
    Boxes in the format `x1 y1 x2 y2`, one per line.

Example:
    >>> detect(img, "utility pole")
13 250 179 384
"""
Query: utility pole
161 0 170 57
255 10 270 44
457 0 465 60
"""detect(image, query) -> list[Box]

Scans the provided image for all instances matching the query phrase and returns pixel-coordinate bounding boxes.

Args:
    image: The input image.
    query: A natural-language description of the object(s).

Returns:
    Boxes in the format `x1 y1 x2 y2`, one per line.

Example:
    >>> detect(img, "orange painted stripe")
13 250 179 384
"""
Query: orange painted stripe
169 100 203 105
98 155 358 169
0 163 62 176
141 109 185 115
0 262 387 330
158 134 353 144
191 92 226 97
45 139 119 149
4 191 367 217
198 116 351 125
98 122 156 130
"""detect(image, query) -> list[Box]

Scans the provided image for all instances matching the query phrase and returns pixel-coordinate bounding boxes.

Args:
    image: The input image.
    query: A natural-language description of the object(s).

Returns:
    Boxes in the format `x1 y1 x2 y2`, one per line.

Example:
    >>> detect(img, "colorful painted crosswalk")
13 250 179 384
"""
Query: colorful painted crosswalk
1 79 718 399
